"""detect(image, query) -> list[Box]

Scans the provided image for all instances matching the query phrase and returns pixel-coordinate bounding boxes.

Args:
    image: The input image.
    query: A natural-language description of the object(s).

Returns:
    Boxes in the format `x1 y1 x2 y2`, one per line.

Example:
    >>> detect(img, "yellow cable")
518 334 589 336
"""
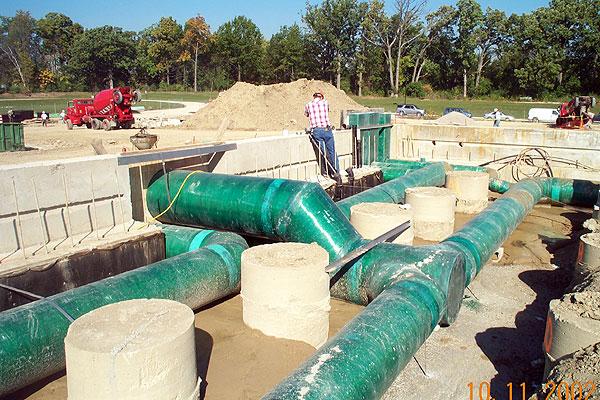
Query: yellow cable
141 170 201 229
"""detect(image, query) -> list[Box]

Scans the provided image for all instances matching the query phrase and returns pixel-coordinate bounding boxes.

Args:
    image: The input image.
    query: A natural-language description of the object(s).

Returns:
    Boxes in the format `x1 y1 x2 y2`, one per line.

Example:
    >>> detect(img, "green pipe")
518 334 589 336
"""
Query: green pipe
160 223 248 258
336 162 448 218
264 273 446 399
147 171 364 261
148 171 466 324
443 177 600 285
490 177 600 206
330 242 465 326
0 231 247 396
372 160 491 182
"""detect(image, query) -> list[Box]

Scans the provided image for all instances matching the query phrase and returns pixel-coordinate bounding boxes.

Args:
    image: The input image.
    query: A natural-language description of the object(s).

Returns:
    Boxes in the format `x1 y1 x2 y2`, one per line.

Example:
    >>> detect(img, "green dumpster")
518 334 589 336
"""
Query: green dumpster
0 123 25 152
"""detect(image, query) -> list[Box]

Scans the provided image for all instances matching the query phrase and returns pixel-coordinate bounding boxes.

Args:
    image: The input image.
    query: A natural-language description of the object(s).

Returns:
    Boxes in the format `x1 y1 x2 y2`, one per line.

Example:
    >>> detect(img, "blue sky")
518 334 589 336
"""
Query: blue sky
4 0 549 37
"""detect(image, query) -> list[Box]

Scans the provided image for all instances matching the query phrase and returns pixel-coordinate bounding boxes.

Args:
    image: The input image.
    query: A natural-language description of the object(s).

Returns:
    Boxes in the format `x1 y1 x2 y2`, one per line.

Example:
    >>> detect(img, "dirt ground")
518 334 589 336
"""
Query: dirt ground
19 296 364 400
0 120 282 164
15 201 588 400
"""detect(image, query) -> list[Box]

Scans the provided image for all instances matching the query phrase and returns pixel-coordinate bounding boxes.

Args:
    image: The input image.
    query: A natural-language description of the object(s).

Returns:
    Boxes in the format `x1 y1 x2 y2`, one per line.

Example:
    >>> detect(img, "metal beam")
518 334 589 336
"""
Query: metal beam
117 143 237 166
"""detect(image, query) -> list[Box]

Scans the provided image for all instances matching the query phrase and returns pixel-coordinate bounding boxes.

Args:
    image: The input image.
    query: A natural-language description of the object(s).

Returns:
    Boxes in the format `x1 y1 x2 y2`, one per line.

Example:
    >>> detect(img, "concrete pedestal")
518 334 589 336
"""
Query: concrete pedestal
405 187 456 241
241 242 330 348
350 202 414 245
64 299 199 400
445 171 489 214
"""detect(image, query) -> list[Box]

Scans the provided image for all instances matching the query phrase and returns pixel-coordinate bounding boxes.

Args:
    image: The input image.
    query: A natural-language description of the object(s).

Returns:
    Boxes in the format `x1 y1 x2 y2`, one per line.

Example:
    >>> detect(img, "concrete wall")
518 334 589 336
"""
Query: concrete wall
391 124 600 181
0 155 132 255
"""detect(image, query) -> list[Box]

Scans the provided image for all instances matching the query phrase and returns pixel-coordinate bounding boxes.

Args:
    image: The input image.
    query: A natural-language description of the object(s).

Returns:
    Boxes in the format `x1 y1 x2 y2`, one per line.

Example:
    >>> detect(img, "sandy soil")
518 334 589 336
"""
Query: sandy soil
0 121 282 165
20 296 363 400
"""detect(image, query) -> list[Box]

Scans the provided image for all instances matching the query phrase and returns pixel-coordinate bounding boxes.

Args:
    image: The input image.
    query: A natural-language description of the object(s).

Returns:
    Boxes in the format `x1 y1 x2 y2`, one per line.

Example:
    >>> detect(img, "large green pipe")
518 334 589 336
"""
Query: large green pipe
147 171 364 261
330 242 465 326
160 223 248 258
372 159 490 182
336 162 448 218
0 229 247 396
489 177 600 206
264 272 445 399
443 177 600 285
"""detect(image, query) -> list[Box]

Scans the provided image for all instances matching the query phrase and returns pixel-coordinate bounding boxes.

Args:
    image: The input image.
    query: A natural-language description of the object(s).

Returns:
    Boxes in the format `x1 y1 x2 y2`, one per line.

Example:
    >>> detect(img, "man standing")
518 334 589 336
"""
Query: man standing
493 108 501 127
304 91 340 179
41 111 48 127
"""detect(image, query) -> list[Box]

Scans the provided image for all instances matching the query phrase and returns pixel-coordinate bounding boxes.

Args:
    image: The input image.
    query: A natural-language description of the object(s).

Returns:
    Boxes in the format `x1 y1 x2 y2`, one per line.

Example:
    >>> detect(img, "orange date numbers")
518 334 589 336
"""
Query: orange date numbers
467 381 596 400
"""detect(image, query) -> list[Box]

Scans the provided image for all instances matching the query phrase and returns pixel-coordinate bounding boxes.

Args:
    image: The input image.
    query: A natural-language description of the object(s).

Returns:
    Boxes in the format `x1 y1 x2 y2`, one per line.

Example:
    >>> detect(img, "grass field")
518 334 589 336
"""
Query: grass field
0 90 560 120
0 91 193 115
351 96 561 119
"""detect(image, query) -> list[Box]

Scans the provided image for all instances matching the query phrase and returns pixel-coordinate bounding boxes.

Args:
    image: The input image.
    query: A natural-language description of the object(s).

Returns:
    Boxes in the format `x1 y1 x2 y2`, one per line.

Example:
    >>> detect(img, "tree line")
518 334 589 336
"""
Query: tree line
1 0 598 99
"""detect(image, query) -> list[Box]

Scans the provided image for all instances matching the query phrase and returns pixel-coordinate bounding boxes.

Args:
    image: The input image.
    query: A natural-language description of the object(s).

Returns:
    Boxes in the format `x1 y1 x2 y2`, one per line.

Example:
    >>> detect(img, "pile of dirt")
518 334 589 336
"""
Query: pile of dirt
183 79 366 131
433 111 475 126
536 342 600 399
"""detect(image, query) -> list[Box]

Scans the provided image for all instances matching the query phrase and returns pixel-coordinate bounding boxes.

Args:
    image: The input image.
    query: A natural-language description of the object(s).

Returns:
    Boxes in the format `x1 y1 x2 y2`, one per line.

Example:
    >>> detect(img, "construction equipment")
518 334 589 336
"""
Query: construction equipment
555 96 596 129
64 87 141 131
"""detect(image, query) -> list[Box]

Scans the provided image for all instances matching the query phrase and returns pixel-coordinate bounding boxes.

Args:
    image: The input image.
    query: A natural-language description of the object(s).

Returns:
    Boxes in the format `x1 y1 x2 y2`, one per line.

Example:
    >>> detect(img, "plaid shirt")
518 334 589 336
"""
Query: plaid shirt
305 98 331 128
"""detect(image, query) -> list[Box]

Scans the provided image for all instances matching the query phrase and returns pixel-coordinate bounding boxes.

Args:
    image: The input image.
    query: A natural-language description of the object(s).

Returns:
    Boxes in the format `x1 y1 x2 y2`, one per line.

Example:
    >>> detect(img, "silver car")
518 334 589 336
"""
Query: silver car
396 104 426 117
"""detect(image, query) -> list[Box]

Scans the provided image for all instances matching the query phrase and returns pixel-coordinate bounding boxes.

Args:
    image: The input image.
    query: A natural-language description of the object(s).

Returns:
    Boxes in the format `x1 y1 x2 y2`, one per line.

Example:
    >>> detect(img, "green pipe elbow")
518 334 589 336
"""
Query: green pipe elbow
330 242 466 326
147 171 364 261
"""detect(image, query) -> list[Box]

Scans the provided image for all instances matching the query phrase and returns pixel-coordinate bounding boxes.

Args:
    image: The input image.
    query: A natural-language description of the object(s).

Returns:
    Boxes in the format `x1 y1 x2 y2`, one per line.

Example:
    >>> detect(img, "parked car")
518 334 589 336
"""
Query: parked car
528 108 559 123
483 111 515 121
443 107 472 118
396 104 425 117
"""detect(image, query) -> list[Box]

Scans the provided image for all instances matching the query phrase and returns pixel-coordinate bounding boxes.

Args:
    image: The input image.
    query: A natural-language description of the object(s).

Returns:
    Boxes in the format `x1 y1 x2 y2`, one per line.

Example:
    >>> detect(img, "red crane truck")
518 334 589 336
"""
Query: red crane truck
555 96 596 129
64 87 141 131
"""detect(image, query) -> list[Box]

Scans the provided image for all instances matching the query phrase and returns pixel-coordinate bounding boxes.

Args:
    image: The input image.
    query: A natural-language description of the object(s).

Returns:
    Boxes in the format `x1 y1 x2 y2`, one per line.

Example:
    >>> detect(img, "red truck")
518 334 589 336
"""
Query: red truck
555 96 596 129
64 87 141 131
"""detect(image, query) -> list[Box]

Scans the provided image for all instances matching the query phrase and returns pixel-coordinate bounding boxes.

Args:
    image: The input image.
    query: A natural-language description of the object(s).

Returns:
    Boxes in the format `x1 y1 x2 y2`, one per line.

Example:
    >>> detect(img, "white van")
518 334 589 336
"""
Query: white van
528 108 559 123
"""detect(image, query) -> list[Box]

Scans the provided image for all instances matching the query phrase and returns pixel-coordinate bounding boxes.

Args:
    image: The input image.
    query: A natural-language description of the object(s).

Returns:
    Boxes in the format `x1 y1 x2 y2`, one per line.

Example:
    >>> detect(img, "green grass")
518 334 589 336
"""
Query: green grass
352 96 561 120
0 91 205 114
142 91 218 102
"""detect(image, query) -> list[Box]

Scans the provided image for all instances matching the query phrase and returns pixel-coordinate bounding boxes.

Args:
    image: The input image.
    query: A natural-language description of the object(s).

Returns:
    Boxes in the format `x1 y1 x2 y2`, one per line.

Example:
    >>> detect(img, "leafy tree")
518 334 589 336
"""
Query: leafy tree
215 16 264 82
182 15 211 91
266 24 306 82
67 26 136 89
363 0 424 95
410 5 456 84
0 11 40 92
455 0 483 97
148 17 183 85
304 0 361 89
473 8 507 89
37 13 83 73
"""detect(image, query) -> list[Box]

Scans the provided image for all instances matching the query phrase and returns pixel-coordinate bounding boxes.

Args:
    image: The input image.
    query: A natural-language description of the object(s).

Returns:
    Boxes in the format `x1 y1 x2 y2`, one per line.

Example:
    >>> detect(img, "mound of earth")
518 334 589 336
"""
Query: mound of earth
433 111 475 126
183 79 366 131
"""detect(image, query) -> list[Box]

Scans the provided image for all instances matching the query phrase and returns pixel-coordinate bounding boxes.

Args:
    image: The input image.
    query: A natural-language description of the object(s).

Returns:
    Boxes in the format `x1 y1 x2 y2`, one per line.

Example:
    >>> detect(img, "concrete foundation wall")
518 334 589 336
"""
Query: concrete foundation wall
0 155 133 255
391 124 600 181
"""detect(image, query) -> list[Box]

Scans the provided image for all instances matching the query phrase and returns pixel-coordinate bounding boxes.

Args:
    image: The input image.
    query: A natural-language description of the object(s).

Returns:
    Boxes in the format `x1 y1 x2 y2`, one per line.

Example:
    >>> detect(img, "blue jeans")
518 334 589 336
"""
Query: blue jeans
312 127 339 174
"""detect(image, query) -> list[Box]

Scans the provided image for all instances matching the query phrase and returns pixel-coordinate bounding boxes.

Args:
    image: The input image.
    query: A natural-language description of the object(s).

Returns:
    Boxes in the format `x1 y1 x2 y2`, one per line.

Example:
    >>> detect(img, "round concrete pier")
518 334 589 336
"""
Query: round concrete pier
445 171 489 214
350 202 414 245
405 187 456 241
241 242 330 348
64 299 199 400
578 233 600 269
543 292 600 377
